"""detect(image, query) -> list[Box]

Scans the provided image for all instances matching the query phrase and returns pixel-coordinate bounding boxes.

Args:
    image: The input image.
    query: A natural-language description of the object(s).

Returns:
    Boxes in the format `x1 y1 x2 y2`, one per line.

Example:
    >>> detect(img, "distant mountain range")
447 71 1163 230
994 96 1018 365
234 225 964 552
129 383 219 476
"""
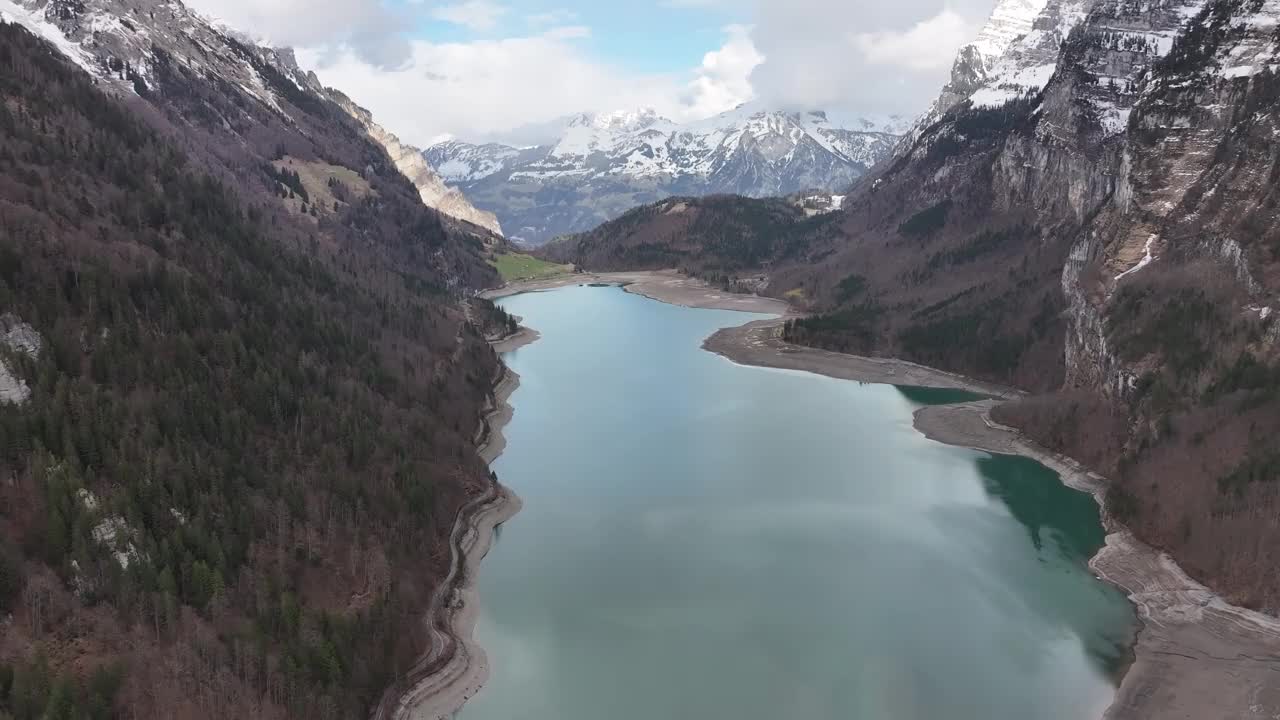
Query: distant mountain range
425 105 910 246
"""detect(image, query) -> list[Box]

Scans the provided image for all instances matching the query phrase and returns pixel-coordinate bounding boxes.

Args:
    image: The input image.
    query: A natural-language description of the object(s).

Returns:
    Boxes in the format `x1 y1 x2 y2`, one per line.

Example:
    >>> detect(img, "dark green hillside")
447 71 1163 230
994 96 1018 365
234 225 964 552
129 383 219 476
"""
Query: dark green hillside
540 195 835 285
0 22 498 719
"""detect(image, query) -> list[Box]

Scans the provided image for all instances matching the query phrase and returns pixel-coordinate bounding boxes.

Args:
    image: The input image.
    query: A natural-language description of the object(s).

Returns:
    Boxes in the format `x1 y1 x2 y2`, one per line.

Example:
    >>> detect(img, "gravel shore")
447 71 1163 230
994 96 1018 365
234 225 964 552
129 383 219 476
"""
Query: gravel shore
374 358 526 720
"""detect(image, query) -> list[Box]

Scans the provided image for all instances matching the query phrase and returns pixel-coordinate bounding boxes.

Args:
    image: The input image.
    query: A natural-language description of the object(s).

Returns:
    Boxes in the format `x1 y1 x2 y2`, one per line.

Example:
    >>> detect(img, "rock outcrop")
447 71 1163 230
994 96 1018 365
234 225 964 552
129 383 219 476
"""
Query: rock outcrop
326 90 503 236
0 313 40 405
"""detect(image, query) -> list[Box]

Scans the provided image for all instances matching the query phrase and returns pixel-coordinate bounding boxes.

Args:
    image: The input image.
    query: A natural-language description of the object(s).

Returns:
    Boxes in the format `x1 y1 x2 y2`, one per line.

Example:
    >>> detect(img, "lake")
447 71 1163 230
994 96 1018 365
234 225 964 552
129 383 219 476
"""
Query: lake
461 284 1134 720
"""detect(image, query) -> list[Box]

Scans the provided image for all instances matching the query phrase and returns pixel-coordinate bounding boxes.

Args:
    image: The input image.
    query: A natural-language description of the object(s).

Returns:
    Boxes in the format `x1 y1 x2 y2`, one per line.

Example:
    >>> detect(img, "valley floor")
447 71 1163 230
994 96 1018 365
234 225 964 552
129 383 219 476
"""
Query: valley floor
467 269 1280 720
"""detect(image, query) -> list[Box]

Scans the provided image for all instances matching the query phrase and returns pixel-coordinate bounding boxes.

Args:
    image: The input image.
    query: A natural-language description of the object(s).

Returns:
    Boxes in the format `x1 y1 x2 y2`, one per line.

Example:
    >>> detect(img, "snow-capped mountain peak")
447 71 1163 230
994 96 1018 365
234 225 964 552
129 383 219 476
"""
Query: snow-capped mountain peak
0 0 500 233
553 109 676 159
964 0 1096 109
901 0 1057 143
426 103 910 245
571 107 669 132
969 0 1052 61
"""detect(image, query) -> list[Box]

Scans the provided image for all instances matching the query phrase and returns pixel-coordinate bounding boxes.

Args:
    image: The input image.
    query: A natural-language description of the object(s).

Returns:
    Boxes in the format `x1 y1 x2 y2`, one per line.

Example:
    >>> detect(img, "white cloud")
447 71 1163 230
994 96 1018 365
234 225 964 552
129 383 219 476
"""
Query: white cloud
303 35 671 147
680 24 764 118
194 0 1003 145
431 0 508 31
184 0 411 67
526 8 579 27
540 25 592 40
304 23 762 147
748 0 995 117
853 9 978 71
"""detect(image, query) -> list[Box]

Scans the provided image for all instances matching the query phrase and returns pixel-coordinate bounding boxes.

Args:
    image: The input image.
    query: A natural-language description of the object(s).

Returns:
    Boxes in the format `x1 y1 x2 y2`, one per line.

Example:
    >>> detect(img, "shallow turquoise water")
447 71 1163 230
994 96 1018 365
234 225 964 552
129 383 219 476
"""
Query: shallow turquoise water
462 285 1134 720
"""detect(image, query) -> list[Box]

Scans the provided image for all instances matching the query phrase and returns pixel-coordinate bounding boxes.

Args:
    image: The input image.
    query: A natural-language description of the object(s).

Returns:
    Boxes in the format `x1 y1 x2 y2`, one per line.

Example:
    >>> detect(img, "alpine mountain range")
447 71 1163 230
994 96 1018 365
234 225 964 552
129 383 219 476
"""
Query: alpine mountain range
426 105 912 246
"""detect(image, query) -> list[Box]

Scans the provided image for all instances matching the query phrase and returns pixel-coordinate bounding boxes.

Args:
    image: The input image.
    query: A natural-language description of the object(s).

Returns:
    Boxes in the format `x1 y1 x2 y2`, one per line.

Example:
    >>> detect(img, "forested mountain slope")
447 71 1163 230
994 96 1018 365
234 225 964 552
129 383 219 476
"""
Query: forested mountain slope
0 10 508 719
545 0 1280 611
540 195 833 284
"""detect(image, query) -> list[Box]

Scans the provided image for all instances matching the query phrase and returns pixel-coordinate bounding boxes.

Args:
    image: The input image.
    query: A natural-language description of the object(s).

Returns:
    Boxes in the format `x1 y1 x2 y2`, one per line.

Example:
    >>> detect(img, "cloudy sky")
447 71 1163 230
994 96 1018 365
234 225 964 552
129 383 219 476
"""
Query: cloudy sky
186 0 999 147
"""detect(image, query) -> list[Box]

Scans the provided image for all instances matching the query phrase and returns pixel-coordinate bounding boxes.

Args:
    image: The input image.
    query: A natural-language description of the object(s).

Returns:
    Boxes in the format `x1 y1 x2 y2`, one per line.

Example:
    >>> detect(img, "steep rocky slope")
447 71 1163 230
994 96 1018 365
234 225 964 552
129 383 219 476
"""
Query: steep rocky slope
548 0 1280 611
0 0 498 236
325 90 503 236
903 0 1051 145
0 2 509 718
1037 0 1280 611
427 105 908 246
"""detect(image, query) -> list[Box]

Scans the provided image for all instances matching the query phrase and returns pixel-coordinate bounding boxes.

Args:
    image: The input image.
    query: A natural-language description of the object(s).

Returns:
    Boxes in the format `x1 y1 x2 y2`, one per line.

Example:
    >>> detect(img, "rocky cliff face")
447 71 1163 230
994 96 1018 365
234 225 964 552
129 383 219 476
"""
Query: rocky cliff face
325 90 503 236
428 104 908 245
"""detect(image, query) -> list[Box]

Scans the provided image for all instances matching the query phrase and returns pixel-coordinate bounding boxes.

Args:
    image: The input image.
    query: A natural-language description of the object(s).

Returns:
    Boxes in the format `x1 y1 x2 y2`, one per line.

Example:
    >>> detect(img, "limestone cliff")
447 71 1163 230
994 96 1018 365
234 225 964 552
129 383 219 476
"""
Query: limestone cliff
325 90 504 237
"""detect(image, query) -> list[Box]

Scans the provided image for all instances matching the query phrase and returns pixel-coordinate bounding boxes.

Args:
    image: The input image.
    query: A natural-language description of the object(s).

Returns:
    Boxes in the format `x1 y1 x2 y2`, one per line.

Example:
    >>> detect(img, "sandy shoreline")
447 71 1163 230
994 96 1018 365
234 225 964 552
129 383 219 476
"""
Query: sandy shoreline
377 480 520 720
398 269 1280 720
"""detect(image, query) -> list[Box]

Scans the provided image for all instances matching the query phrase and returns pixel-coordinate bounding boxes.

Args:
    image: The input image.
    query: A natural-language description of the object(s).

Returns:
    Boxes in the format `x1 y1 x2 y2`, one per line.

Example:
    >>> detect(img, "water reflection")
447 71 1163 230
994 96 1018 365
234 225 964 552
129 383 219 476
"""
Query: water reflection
463 286 1134 720
975 455 1101 558
892 385 989 406
973 453 1133 678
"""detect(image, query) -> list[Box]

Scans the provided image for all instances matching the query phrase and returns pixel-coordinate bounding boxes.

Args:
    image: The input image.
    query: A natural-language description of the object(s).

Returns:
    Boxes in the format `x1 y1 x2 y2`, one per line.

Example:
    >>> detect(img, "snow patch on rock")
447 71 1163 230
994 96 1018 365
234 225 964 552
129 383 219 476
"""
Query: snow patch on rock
970 63 1059 107
972 0 1054 60
0 0 99 75
1115 234 1158 281
1218 0 1280 78
966 0 1096 108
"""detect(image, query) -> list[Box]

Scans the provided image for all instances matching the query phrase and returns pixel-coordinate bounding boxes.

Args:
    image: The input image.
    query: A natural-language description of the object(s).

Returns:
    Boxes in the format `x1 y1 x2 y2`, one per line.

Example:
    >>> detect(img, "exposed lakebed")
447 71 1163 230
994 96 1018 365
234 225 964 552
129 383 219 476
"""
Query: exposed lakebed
462 285 1134 719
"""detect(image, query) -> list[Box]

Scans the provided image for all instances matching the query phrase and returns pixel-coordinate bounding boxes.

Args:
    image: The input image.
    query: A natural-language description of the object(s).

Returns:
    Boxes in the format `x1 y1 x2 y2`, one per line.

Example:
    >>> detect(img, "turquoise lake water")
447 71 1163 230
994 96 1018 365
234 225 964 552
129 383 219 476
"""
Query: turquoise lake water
461 284 1134 720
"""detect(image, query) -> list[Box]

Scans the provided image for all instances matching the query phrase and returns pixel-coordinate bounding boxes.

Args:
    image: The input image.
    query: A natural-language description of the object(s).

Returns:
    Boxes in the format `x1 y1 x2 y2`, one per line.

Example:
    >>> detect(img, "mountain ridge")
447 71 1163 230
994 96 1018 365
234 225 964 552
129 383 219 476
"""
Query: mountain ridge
0 0 501 235
427 103 910 245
